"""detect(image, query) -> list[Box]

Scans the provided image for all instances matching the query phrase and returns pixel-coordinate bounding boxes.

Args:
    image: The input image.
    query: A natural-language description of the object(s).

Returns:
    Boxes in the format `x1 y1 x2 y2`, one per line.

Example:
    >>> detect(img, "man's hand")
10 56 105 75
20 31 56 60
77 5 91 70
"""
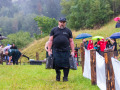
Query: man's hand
108 37 110 40
8 62 11 65
48 51 52 56
71 51 74 57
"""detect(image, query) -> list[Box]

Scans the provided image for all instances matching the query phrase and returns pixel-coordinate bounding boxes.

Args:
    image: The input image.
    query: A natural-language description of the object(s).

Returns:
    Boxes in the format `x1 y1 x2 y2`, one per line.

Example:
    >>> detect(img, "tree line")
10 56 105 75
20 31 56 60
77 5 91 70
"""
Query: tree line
61 0 120 30
0 0 61 36
0 0 60 48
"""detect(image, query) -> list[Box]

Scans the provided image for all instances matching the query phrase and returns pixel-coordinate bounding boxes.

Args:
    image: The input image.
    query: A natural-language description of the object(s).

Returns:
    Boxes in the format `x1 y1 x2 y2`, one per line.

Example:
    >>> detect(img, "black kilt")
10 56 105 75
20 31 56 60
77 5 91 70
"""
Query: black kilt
52 49 70 69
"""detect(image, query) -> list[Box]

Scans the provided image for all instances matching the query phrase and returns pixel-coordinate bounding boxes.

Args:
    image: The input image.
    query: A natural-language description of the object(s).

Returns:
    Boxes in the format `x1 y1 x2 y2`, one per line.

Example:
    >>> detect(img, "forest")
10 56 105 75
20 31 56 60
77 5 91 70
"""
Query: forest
0 0 61 36
0 0 120 48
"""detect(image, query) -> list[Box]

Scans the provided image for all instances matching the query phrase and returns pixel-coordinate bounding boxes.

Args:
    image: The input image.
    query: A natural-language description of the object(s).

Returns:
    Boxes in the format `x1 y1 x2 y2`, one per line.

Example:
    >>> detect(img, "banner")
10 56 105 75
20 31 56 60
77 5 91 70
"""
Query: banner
83 49 91 79
96 52 106 90
111 58 120 90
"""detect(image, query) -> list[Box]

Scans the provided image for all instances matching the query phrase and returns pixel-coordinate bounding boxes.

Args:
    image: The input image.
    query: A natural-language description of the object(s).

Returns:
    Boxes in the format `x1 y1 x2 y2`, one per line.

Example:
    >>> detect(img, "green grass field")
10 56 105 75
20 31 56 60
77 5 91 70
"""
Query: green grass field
0 64 99 90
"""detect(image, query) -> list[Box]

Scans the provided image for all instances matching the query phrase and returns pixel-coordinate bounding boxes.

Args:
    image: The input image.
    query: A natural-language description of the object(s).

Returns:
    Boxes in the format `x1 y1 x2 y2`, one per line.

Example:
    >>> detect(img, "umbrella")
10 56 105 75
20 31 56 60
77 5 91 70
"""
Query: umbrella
109 32 120 39
92 36 104 40
114 17 120 21
75 33 92 39
0 36 7 40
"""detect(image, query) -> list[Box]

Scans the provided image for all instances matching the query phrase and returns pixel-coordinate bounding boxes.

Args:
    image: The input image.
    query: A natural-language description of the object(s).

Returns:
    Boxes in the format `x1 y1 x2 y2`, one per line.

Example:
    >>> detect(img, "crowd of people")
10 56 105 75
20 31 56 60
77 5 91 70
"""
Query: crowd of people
0 43 29 65
83 37 118 59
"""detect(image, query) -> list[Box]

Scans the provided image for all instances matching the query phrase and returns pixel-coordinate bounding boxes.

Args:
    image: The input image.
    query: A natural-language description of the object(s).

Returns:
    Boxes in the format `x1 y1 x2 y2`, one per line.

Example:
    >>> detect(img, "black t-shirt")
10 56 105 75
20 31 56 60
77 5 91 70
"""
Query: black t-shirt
113 42 117 51
106 43 112 48
50 27 73 51
8 49 21 61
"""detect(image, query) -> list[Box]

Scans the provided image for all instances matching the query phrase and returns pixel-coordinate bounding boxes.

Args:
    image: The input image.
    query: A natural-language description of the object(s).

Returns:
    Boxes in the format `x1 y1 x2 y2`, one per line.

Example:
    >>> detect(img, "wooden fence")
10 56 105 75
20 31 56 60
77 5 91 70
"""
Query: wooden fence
80 43 115 90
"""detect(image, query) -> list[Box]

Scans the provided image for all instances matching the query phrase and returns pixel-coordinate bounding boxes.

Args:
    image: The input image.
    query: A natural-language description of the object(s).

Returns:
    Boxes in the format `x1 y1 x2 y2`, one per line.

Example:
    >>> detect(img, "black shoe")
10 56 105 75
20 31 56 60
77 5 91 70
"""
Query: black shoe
63 77 68 82
56 78 60 81
56 72 61 81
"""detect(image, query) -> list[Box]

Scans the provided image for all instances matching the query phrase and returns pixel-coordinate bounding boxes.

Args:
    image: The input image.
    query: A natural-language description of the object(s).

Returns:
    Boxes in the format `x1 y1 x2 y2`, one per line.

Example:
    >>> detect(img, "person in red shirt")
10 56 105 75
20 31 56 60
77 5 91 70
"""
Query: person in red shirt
87 40 94 50
97 38 107 56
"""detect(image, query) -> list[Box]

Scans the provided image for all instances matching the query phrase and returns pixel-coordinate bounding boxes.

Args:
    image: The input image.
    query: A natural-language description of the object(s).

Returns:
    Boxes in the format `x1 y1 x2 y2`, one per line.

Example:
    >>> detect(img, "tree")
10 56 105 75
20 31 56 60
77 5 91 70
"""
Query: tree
44 0 61 19
2 31 33 48
34 16 58 34
61 0 114 30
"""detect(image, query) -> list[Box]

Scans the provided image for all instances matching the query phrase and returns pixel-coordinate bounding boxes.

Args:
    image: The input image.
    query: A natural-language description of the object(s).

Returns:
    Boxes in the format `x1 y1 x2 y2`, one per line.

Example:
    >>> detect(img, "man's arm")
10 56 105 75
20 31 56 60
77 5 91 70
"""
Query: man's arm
108 38 114 44
48 36 53 56
69 38 74 57
45 41 49 51
112 46 115 51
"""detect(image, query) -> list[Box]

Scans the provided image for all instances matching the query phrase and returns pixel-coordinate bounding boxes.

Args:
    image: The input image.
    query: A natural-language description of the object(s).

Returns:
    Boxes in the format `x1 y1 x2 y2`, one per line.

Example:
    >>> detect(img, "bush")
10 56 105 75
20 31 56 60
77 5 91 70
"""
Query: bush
2 31 33 49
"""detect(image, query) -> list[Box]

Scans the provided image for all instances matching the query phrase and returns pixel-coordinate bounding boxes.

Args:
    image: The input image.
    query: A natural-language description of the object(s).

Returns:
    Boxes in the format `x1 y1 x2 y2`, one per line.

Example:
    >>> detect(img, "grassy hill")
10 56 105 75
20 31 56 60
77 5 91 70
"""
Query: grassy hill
21 18 120 61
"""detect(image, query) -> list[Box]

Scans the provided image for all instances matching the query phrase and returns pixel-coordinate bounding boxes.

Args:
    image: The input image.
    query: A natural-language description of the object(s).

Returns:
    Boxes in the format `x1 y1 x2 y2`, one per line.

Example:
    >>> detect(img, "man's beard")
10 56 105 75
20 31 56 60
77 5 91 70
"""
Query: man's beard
59 25 65 29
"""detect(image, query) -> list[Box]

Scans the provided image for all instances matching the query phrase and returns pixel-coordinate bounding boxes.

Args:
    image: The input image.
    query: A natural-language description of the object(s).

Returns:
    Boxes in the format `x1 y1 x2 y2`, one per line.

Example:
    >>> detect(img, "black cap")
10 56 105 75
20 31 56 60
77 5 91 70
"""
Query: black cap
59 17 66 22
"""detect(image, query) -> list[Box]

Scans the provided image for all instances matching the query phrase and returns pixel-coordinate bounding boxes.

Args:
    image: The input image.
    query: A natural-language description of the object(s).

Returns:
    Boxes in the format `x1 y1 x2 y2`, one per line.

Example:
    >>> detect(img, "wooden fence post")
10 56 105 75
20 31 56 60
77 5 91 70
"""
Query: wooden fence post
36 52 39 61
0 53 3 65
80 43 85 74
90 49 97 85
104 49 115 90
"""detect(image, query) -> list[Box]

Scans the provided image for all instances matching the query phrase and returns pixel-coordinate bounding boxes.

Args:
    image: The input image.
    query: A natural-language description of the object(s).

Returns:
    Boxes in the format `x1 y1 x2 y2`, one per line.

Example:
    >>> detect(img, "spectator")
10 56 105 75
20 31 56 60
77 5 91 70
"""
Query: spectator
106 40 113 49
45 41 49 58
10 43 17 49
0 44 4 54
96 38 101 52
108 38 118 59
94 42 98 51
5 49 21 65
3 44 11 54
83 39 88 49
87 40 94 50
48 17 74 82
5 49 29 65
115 20 120 28
97 38 107 56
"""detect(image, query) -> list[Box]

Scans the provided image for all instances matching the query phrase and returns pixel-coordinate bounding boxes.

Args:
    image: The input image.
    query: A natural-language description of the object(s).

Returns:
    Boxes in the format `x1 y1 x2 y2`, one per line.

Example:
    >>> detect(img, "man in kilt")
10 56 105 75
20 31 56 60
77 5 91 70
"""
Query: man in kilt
48 17 74 82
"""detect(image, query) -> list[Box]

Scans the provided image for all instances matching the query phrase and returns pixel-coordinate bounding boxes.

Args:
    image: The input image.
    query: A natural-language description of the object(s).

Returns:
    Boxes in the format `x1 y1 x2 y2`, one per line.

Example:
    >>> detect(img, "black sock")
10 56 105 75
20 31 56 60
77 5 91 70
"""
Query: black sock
55 69 61 75
63 68 69 78
55 68 61 80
